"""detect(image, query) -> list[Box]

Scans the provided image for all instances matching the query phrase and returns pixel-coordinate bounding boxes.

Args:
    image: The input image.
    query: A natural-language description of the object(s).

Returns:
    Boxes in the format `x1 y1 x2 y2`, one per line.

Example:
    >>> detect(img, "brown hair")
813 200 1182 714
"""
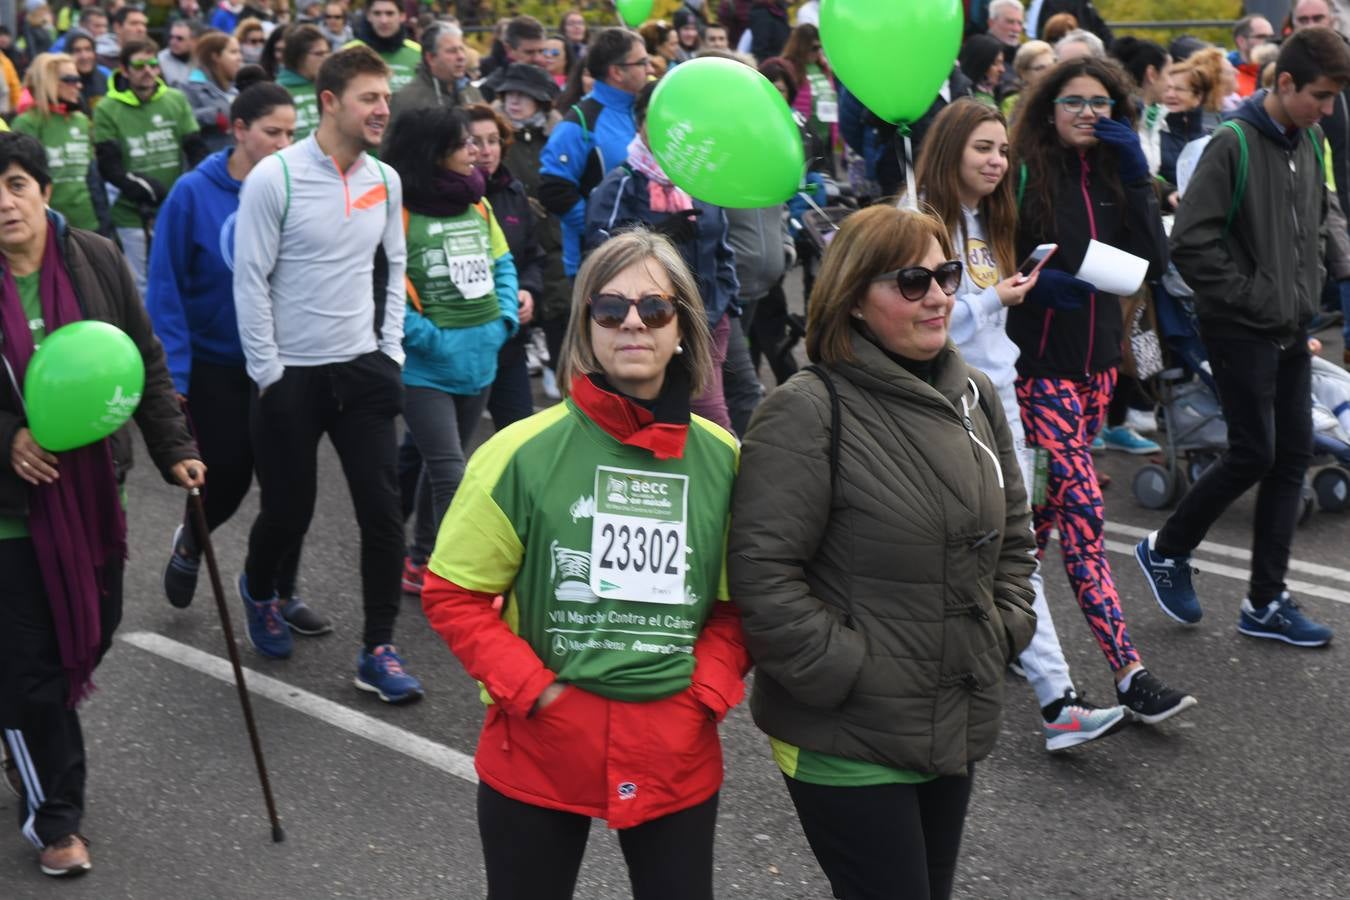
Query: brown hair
464 102 514 152
195 31 235 87
315 44 391 111
1042 12 1079 45
558 230 713 397
916 99 1018 279
1170 46 1227 112
806 207 956 365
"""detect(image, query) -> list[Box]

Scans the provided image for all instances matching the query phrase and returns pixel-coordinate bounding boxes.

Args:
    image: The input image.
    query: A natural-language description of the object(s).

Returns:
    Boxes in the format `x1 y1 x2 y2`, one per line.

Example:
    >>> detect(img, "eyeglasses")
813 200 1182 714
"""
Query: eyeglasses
1053 95 1115 114
871 261 963 301
324 13 345 20
128 57 160 69
540 47 562 57
588 293 677 328
59 74 83 84
244 37 266 46
616 56 650 68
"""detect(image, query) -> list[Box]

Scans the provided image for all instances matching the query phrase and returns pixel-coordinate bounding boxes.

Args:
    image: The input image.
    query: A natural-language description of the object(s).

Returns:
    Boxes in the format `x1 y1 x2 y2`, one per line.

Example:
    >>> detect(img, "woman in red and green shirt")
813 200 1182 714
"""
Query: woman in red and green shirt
422 229 749 900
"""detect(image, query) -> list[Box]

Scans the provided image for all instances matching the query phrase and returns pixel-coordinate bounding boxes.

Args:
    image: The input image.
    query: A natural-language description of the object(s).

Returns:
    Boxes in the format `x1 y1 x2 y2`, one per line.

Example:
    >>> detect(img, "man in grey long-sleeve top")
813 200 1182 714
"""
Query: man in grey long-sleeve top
232 45 425 703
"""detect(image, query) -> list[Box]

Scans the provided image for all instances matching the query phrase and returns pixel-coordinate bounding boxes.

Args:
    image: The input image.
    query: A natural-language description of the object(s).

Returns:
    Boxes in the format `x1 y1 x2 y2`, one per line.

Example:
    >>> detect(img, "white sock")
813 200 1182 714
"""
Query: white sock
1118 668 1143 692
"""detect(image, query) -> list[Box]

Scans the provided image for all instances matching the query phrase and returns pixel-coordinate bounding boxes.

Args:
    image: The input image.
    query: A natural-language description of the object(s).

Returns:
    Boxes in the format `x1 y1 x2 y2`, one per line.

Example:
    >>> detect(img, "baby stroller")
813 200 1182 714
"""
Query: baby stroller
1132 269 1350 519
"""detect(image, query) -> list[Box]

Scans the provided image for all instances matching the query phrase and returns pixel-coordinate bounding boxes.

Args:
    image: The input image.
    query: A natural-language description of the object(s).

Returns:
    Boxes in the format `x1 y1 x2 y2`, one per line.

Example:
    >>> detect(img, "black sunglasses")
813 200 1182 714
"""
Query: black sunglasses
872 260 963 301
588 293 677 329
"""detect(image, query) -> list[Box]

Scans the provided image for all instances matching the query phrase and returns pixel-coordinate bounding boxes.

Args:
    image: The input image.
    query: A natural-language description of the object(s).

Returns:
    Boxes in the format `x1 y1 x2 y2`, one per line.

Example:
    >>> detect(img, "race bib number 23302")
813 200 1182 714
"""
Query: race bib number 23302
590 466 688 604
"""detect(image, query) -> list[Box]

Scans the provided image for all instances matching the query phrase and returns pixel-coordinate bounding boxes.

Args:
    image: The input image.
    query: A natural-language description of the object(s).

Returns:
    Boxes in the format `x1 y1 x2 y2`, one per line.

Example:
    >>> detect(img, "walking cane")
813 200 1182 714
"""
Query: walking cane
186 485 286 843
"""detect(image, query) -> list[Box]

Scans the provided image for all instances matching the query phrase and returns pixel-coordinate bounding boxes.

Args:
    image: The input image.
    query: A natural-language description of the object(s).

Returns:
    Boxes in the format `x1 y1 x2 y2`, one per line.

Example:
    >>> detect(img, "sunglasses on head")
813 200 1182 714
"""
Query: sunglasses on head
588 293 677 329
872 260 963 301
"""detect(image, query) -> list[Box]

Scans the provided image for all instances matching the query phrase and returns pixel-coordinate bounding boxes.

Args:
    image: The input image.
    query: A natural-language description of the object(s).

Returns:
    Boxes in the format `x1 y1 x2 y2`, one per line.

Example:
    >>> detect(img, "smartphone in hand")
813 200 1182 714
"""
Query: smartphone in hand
1016 243 1058 283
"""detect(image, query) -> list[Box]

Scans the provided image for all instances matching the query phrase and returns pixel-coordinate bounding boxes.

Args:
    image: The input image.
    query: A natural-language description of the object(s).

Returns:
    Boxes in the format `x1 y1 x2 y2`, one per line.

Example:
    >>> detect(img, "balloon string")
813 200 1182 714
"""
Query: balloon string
900 133 918 211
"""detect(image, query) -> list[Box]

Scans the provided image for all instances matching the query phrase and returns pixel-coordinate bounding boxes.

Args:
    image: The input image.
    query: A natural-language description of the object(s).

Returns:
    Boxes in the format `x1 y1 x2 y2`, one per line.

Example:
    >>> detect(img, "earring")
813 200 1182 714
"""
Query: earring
852 311 864 320
674 343 684 354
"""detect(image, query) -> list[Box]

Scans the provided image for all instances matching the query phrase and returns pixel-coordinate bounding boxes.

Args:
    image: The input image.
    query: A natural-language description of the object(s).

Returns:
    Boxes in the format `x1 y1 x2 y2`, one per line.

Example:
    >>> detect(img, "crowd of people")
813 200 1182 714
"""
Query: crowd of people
0 0 1346 896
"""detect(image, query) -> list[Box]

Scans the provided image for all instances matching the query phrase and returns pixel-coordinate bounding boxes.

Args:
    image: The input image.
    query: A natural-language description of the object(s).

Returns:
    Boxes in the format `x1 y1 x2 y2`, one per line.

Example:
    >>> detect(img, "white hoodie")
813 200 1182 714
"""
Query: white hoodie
948 204 1020 391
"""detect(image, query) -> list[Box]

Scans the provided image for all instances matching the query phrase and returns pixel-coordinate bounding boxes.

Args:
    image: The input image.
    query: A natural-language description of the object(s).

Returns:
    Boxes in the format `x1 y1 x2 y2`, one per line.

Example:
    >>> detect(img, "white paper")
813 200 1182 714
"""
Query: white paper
1176 135 1211 197
1075 239 1148 296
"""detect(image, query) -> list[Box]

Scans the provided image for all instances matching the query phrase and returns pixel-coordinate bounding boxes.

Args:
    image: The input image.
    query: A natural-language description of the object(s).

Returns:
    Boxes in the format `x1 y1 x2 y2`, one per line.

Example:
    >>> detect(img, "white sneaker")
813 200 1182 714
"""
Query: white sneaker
541 366 561 400
1126 407 1159 434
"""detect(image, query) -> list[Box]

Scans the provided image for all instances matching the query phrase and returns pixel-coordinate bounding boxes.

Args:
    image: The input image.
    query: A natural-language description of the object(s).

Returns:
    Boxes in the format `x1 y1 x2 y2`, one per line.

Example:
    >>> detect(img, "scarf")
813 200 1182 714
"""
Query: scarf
507 110 548 133
0 215 126 707
626 136 693 214
406 166 486 218
570 364 692 460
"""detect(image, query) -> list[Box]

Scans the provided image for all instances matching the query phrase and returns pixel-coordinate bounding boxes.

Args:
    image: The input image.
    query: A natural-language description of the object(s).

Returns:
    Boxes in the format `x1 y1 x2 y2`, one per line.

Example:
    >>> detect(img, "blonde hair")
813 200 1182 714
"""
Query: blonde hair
1014 40 1055 80
558 229 713 398
1172 46 1227 112
806 206 955 366
24 52 77 116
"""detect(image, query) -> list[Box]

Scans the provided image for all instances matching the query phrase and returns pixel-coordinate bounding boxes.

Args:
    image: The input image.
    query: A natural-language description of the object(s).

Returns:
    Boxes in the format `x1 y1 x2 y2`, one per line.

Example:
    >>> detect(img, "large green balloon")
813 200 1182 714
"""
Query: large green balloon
820 0 964 125
24 320 145 453
646 57 805 209
616 0 653 26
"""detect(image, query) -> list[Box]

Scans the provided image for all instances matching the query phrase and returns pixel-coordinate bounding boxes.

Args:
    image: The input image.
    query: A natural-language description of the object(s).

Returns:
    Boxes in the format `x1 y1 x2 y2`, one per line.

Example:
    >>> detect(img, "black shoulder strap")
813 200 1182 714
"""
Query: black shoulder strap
803 364 840 489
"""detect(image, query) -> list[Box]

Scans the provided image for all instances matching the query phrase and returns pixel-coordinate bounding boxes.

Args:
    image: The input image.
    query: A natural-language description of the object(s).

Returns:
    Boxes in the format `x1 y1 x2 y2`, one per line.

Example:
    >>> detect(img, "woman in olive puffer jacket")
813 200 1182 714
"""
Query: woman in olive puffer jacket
728 205 1037 900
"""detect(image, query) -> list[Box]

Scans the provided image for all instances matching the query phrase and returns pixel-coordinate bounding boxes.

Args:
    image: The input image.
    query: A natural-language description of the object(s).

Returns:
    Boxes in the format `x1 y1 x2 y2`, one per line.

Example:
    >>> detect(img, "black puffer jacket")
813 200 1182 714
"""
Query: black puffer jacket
0 222 196 517
728 331 1037 776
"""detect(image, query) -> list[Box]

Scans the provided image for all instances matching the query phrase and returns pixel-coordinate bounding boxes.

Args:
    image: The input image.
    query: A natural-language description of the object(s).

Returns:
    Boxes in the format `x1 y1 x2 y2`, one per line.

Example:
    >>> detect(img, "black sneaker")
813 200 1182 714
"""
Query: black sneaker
281 597 333 636
1116 669 1197 725
162 525 200 609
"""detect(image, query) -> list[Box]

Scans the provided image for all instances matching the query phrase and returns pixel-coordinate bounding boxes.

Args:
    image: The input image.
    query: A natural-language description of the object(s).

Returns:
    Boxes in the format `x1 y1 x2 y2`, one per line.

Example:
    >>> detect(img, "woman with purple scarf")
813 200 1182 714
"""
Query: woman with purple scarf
379 106 519 597
0 132 203 878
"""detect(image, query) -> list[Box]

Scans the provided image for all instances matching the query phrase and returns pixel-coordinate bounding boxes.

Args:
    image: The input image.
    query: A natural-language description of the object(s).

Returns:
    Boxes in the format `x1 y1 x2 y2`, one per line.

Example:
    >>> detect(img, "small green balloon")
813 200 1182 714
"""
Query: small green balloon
646 57 805 209
24 320 145 453
616 0 653 26
820 0 964 125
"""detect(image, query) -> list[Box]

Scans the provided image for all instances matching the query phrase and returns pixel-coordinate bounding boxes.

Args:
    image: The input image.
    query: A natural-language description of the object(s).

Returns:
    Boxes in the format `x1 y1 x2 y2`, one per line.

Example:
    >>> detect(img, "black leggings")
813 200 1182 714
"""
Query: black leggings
784 768 974 900
476 782 718 900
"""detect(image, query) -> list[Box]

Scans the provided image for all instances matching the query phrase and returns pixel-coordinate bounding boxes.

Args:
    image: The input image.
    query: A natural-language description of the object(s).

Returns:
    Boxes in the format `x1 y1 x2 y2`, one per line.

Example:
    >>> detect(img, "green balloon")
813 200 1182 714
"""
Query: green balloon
24 320 145 453
616 0 653 26
820 0 964 125
646 57 805 209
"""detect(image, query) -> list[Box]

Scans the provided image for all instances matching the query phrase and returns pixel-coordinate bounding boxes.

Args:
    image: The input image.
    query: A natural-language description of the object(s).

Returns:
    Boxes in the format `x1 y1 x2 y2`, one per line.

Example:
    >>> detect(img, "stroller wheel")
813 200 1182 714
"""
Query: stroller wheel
1133 464 1179 509
1313 467 1350 513
1298 484 1317 526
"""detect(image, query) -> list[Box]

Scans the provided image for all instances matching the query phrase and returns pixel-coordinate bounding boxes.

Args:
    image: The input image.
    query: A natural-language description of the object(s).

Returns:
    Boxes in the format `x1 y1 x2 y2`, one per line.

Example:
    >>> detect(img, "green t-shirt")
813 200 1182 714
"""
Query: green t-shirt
405 202 508 329
428 401 739 703
805 63 837 143
770 737 937 787
0 272 45 540
278 72 320 141
343 38 422 94
92 82 199 228
12 111 99 231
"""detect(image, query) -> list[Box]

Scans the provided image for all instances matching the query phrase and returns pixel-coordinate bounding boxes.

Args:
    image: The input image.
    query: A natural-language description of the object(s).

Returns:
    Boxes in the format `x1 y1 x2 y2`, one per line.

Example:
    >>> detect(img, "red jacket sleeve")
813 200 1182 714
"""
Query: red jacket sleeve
421 570 556 718
687 600 751 722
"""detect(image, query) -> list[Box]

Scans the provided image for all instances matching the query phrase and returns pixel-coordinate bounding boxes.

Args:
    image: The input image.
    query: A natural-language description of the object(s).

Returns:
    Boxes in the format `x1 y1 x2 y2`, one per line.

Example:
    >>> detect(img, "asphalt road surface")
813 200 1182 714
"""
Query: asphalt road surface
3 297 1347 900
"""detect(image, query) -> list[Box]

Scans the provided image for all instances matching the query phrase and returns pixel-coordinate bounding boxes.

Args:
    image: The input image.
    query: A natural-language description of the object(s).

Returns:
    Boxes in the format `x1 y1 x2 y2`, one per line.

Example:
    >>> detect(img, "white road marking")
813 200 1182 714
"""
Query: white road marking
1103 521 1350 586
119 631 479 784
1101 539 1350 606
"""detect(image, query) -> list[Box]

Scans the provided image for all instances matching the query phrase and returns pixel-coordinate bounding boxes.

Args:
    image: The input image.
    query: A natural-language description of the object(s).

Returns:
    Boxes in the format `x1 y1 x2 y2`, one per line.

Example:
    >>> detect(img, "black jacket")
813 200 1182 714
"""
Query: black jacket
1159 107 1217 193
1009 145 1168 379
0 222 197 517
1171 92 1328 345
749 1 790 61
1036 0 1113 46
484 166 543 301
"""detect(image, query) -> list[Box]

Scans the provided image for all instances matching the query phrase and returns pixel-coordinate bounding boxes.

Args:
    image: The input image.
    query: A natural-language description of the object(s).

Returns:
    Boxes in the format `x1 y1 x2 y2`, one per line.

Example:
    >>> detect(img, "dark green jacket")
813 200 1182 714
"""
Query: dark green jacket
1171 93 1327 345
728 332 1037 777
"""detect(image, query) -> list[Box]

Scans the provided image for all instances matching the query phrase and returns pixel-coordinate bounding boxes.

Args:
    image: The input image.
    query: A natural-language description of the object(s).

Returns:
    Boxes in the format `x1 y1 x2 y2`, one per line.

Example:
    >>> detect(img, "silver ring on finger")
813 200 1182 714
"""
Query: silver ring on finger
20 460 30 468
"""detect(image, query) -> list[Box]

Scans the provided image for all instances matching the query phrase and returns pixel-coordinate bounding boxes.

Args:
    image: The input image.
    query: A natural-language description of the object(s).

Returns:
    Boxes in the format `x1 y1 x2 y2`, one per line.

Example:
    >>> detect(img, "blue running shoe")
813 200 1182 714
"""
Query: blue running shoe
1135 531 1201 624
355 645 424 704
162 524 200 609
238 573 293 659
1101 425 1161 455
1238 593 1332 647
1090 433 1106 452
